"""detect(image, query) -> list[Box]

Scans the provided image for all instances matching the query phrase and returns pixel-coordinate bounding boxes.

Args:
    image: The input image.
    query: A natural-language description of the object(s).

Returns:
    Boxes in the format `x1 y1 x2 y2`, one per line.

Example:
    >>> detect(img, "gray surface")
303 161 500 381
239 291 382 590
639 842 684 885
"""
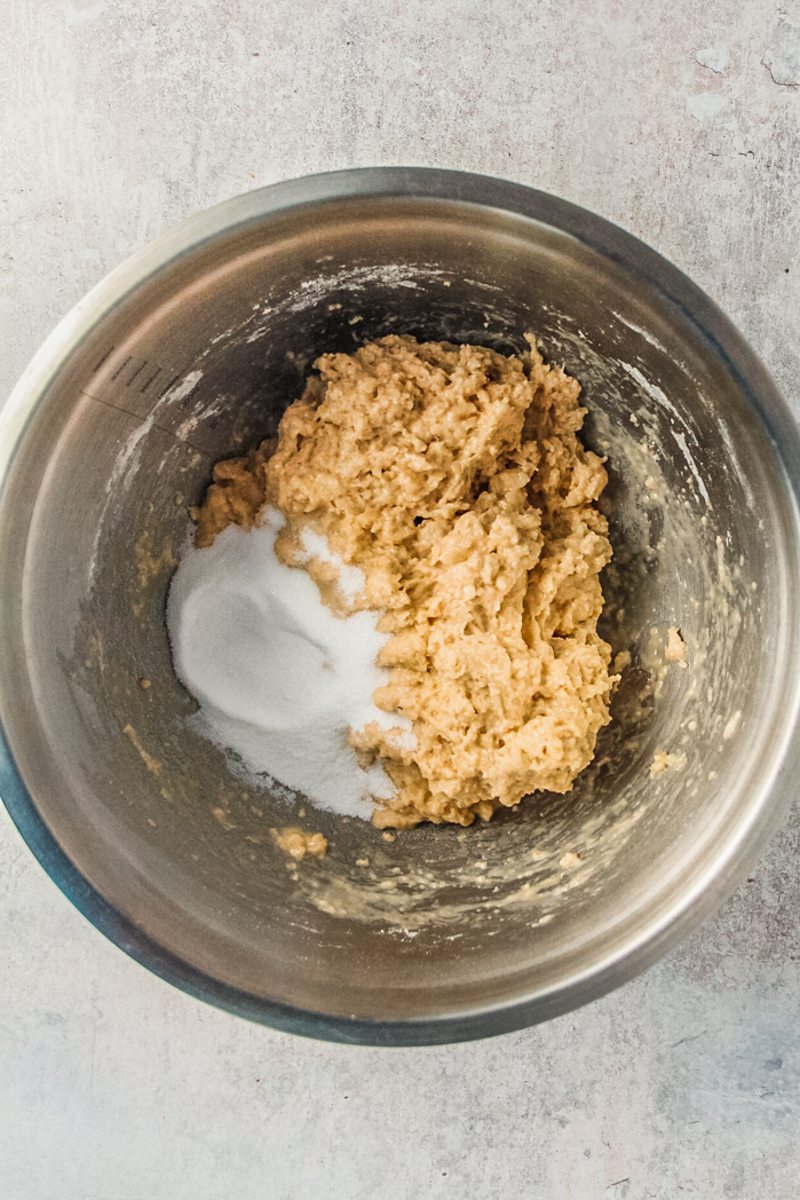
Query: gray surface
1 0 799 1196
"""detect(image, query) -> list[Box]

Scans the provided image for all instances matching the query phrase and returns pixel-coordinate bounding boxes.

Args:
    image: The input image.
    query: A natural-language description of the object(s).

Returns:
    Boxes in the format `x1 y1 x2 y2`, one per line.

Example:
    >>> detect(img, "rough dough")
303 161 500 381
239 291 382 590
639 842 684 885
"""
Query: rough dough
271 826 328 859
194 335 615 828
650 749 685 778
665 625 687 668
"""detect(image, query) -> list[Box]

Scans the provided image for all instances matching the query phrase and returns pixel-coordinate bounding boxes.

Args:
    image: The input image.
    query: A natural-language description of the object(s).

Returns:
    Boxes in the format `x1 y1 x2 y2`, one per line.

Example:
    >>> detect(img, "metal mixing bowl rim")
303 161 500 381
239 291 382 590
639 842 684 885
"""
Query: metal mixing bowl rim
2 166 800 1046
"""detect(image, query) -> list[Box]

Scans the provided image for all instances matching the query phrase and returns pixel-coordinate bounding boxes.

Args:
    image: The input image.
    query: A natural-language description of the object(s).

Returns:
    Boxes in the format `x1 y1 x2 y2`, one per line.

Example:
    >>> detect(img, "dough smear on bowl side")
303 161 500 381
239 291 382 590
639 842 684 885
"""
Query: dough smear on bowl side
187 334 616 829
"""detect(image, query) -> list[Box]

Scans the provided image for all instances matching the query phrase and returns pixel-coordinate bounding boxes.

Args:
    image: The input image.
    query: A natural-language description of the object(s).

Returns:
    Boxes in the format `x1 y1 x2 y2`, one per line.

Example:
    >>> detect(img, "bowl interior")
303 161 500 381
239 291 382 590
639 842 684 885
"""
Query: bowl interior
2 184 797 1034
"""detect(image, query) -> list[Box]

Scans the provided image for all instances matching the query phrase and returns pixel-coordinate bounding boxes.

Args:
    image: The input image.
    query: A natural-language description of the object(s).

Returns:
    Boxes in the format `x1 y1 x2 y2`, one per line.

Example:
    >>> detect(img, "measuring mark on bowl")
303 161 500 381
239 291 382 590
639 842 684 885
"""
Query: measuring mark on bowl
83 344 212 457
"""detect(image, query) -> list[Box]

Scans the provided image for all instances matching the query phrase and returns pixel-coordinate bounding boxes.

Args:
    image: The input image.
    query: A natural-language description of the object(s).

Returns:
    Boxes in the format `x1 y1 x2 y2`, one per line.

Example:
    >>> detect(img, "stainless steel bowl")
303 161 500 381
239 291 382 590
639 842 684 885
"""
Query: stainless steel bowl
2 168 800 1045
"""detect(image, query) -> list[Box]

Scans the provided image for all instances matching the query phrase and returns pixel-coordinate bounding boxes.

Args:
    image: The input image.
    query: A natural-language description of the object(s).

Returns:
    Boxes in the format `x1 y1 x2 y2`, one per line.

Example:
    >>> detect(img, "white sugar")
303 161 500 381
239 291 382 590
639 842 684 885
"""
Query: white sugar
167 507 411 817
297 525 365 605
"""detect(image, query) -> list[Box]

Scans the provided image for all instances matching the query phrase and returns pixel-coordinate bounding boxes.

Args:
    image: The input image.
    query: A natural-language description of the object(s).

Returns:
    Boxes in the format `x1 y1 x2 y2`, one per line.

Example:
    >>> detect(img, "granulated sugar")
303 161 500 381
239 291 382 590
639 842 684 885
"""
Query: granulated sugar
297 526 365 606
167 506 411 817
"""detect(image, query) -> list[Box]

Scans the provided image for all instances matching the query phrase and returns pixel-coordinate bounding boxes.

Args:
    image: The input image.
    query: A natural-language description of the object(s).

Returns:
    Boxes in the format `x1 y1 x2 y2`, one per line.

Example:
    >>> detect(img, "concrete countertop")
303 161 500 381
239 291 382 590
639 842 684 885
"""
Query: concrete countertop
2 2 799 1196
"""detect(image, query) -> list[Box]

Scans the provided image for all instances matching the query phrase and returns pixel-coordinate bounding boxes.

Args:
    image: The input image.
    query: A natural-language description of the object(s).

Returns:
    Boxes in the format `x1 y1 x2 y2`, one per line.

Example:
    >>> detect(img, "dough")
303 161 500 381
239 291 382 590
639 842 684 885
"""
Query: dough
650 749 685 778
271 826 328 859
665 625 687 667
194 335 616 828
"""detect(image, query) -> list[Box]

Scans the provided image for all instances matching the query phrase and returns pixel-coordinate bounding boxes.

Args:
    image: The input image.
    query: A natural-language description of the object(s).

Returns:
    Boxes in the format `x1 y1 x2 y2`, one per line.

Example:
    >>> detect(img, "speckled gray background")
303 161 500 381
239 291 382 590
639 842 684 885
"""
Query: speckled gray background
2 1 799 1197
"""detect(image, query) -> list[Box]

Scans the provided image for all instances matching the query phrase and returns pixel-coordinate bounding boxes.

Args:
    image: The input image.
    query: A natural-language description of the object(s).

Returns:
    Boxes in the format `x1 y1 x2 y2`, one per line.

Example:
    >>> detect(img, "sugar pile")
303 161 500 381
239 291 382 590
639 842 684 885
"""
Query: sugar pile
167 506 411 818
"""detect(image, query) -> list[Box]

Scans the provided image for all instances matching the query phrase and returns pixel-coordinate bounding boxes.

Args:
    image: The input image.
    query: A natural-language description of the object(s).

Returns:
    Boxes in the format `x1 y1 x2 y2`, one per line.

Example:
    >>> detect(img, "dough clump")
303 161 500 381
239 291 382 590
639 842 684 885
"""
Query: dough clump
271 826 328 859
194 335 615 828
